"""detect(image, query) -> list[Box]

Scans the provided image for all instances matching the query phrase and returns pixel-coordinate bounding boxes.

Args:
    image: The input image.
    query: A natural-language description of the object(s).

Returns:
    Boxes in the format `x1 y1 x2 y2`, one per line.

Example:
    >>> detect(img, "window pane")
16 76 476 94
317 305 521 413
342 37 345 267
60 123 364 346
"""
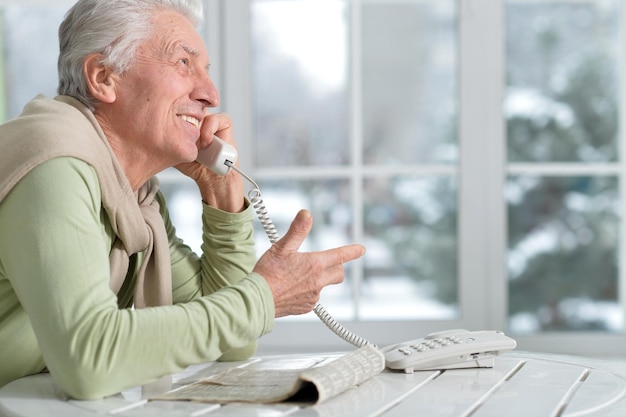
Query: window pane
252 179 355 320
362 1 457 165
507 176 620 333
250 0 350 167
251 179 353 252
362 175 458 319
250 0 459 322
505 0 619 162
158 176 203 253
1 5 68 120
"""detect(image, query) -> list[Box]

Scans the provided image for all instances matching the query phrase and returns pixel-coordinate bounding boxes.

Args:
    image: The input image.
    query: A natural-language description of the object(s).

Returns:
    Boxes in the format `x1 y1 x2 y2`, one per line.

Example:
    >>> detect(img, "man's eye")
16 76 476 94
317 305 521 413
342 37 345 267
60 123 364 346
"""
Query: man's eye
179 58 189 65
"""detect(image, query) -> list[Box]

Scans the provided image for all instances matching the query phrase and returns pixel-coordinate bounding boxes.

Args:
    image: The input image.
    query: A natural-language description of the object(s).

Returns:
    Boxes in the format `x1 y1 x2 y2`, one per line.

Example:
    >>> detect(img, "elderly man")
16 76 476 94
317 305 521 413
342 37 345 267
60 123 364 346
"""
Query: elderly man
0 0 364 399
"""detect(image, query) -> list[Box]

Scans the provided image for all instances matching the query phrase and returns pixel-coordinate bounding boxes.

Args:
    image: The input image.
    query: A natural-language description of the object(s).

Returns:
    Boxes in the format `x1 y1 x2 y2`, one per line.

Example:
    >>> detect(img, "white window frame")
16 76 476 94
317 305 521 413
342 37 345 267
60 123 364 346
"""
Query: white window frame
215 0 626 356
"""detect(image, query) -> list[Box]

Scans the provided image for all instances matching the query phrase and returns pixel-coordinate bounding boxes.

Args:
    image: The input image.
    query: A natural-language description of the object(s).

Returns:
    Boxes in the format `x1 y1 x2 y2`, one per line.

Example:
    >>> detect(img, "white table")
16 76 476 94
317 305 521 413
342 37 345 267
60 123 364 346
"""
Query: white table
2 351 626 416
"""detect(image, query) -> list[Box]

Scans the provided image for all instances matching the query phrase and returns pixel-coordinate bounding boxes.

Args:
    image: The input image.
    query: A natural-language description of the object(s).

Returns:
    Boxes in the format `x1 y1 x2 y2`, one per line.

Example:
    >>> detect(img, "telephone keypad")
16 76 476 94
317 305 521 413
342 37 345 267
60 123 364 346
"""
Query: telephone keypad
398 336 469 356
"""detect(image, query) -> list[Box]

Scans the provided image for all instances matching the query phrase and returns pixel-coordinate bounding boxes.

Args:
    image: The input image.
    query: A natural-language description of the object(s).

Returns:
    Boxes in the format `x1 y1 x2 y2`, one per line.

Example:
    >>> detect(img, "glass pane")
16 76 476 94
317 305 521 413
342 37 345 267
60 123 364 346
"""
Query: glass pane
507 176 621 333
250 0 350 167
158 176 203 253
1 5 68 121
253 179 355 320
361 1 457 165
362 175 458 319
252 179 352 251
505 0 619 162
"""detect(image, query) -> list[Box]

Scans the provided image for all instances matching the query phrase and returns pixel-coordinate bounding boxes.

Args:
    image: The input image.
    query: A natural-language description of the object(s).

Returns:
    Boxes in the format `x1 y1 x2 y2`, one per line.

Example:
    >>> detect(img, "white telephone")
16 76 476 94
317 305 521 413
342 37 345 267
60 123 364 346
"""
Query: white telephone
381 329 516 373
196 137 517 372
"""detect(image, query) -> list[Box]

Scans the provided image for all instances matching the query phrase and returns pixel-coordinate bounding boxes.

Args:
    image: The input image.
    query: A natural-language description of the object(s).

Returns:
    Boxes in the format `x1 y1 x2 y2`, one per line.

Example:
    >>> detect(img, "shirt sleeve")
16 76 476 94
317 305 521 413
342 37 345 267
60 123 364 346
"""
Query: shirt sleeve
0 158 274 400
157 185 274 361
160 190 259 301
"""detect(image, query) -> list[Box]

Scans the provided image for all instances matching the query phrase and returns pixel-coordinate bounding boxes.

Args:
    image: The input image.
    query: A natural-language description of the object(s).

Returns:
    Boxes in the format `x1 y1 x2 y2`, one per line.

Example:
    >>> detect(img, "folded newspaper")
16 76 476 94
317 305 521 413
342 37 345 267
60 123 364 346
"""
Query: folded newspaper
152 344 385 404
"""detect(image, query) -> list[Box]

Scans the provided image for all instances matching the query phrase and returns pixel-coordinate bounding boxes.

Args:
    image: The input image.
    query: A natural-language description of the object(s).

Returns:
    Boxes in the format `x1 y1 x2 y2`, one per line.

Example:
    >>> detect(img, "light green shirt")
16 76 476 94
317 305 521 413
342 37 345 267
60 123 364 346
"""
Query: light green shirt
0 157 274 399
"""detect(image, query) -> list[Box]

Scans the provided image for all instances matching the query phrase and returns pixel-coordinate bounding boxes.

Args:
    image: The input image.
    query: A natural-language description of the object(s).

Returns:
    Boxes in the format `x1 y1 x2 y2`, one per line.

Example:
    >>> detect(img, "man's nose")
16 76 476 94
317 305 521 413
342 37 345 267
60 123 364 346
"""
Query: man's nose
193 72 220 108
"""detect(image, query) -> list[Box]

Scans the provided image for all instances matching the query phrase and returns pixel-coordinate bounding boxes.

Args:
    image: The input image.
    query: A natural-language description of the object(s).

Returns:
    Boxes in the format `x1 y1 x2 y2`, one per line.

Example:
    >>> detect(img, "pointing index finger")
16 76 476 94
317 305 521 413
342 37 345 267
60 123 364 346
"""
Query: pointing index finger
321 244 366 266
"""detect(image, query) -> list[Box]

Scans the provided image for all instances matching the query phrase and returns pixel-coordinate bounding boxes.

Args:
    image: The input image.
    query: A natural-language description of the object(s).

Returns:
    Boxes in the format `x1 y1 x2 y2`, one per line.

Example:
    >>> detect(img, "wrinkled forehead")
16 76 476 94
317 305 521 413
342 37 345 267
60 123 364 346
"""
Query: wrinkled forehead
144 10 210 60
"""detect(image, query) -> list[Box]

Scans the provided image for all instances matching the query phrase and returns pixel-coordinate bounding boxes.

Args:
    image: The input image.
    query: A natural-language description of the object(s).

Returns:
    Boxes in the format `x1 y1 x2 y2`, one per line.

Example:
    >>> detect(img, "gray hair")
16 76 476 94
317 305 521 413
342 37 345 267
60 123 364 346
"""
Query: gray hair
57 0 204 110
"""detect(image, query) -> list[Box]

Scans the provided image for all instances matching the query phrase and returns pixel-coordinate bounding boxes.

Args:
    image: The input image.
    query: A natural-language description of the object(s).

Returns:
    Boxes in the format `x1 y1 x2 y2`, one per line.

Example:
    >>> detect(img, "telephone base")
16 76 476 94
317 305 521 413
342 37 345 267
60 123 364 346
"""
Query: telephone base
398 357 495 373
382 329 517 374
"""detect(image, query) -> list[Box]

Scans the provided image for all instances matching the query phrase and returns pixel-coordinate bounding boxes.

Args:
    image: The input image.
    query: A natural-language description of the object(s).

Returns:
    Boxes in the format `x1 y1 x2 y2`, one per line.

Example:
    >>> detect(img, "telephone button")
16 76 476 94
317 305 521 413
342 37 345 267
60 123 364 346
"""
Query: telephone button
424 329 469 340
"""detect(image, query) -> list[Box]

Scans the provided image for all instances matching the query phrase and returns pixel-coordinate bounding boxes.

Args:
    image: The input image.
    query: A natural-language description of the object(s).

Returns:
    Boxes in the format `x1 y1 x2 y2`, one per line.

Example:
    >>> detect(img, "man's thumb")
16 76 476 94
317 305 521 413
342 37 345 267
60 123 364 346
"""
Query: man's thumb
273 209 313 253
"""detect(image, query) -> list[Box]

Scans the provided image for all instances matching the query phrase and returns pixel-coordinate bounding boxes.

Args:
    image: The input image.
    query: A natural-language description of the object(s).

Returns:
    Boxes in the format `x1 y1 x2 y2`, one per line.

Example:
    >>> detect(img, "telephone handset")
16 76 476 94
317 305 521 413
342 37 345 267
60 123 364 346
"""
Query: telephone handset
196 136 238 176
197 137 517 372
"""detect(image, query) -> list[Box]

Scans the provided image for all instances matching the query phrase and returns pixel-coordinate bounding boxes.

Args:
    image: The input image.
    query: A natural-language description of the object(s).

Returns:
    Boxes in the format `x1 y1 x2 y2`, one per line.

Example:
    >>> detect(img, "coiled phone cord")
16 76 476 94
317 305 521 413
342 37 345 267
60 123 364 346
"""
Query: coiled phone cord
226 162 374 348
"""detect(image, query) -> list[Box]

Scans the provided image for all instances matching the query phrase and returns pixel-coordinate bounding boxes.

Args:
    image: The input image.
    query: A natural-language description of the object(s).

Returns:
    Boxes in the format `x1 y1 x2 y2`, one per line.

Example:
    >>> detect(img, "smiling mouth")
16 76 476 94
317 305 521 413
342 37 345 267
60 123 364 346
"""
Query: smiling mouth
180 115 201 129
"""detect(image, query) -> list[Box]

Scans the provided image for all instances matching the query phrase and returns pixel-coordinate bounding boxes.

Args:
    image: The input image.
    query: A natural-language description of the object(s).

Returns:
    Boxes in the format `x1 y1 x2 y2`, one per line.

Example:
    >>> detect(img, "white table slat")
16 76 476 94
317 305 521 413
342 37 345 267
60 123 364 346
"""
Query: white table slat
471 358 589 417
214 403 302 417
112 400 219 417
0 374 70 417
383 358 523 417
560 366 626 416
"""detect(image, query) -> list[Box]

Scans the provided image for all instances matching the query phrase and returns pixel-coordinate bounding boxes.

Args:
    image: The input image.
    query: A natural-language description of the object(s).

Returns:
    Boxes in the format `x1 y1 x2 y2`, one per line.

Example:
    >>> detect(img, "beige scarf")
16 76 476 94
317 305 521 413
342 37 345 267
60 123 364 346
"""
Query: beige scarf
0 94 172 308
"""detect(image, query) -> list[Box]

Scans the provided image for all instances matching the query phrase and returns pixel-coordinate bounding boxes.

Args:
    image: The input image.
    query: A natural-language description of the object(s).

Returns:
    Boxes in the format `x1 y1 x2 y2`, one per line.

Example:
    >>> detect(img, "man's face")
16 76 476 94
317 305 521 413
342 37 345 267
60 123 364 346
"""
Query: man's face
102 9 219 169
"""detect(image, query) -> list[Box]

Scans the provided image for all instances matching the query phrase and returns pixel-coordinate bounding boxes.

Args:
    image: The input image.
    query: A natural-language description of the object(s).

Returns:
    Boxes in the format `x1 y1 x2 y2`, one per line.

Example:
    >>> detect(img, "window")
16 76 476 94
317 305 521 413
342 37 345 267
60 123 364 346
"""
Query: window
0 3 71 122
505 0 622 334
247 0 459 323
2 0 625 356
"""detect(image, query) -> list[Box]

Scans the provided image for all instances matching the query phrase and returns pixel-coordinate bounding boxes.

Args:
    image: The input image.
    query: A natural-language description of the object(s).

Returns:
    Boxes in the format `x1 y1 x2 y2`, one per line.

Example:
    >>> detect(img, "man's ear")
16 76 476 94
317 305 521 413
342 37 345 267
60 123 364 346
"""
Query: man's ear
83 54 117 104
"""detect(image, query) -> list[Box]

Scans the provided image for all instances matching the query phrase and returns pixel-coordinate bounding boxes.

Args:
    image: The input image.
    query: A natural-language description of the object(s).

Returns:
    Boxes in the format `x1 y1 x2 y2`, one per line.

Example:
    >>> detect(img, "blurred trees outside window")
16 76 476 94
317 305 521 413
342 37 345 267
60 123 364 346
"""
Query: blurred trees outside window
506 0 621 333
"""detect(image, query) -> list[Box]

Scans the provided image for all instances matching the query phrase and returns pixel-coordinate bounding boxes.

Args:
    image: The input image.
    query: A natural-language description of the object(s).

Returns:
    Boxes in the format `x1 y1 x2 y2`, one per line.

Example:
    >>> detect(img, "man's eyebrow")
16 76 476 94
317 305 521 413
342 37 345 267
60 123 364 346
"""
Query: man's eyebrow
181 44 200 57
